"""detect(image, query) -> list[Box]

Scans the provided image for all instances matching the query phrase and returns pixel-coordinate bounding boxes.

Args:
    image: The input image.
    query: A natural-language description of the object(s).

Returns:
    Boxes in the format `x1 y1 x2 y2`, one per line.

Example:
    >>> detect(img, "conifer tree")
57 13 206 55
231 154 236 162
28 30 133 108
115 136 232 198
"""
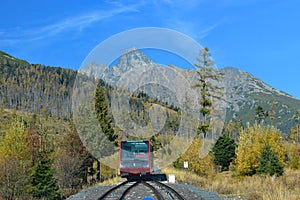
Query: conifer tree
30 128 61 199
211 133 236 171
94 79 117 144
269 102 276 124
257 145 284 176
295 111 299 142
193 47 223 138
255 106 268 124
31 151 61 199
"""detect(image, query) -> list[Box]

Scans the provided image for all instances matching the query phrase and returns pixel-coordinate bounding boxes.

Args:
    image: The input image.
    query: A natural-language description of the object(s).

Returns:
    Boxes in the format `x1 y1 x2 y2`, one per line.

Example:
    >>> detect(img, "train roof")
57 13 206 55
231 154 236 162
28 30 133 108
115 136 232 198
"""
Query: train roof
121 140 149 143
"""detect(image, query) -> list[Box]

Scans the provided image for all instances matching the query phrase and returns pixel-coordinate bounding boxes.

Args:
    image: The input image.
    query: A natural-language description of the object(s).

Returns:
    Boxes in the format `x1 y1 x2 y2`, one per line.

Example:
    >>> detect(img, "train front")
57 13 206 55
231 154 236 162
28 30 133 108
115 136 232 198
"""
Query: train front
120 140 151 177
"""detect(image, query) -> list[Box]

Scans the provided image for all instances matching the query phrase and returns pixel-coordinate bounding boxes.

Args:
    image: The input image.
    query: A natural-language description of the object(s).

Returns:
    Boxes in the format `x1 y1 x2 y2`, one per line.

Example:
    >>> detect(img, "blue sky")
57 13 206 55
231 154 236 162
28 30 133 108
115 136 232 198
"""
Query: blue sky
1 0 299 99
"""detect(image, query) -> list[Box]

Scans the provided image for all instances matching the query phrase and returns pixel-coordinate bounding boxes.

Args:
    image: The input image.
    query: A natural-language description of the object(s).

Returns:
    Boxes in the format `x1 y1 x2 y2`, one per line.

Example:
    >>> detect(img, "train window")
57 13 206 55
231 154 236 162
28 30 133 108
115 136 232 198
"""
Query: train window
121 141 149 161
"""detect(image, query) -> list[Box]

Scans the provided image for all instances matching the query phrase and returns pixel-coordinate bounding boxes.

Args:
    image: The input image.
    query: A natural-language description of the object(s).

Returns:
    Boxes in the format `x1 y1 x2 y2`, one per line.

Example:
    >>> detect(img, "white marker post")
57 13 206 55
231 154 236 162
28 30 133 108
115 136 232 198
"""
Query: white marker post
169 174 176 183
184 161 188 169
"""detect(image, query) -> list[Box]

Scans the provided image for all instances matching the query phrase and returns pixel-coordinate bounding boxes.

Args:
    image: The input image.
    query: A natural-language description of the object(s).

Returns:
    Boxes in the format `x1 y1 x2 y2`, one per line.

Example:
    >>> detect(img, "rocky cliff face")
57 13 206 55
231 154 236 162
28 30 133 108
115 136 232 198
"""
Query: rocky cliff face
219 66 299 132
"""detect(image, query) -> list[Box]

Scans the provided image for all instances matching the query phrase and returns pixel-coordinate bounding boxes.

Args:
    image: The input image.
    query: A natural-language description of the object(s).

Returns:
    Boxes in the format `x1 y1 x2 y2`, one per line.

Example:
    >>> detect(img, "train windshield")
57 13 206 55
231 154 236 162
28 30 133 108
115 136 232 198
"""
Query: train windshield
121 141 149 168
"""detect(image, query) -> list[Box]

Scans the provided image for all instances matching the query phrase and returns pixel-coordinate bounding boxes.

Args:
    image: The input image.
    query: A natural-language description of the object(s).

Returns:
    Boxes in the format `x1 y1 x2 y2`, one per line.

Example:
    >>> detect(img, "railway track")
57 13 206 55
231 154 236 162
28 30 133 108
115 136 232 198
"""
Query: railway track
97 180 186 200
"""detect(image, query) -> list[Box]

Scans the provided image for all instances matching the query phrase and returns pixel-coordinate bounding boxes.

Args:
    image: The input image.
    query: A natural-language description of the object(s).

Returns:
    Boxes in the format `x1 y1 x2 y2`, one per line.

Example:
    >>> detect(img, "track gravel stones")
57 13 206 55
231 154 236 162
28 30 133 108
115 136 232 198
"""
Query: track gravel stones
67 182 222 200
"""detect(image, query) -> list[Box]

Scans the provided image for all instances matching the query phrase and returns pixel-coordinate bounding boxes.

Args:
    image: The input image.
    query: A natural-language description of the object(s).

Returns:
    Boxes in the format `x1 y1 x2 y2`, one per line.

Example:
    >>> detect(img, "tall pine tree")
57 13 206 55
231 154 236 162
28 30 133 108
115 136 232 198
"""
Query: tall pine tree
94 79 117 144
193 47 223 138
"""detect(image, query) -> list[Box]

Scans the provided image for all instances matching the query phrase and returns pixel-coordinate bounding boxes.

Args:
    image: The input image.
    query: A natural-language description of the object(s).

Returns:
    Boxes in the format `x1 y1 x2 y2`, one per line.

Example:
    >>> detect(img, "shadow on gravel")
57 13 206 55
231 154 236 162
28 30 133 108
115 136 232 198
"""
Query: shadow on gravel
125 174 167 182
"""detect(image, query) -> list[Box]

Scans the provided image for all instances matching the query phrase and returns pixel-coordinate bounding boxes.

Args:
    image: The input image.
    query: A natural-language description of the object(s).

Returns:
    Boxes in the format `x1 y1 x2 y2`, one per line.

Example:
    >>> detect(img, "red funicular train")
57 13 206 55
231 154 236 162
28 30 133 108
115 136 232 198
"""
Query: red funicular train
120 140 151 177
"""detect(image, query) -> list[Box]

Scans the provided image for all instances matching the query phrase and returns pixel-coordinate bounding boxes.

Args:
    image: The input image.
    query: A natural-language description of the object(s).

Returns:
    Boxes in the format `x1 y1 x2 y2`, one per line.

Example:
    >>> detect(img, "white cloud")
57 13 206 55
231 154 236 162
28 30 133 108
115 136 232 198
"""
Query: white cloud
198 21 223 39
164 19 222 41
0 4 139 45
40 6 138 35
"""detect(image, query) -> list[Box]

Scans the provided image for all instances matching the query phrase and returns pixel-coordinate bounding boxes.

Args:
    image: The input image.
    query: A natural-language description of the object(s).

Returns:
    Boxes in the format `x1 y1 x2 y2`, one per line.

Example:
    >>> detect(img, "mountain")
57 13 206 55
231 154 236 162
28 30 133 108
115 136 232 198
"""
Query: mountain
1 49 299 133
82 49 300 134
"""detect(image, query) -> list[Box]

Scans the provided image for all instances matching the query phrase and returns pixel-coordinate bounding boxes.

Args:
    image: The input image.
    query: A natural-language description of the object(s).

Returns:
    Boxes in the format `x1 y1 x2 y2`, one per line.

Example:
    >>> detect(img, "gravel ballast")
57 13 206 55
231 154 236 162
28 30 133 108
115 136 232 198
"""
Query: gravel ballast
67 182 223 200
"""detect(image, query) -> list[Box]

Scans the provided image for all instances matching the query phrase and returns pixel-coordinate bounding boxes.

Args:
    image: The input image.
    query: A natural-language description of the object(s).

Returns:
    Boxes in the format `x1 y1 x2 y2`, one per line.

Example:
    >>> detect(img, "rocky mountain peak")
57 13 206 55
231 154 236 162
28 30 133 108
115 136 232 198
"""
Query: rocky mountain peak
116 48 156 72
78 48 156 82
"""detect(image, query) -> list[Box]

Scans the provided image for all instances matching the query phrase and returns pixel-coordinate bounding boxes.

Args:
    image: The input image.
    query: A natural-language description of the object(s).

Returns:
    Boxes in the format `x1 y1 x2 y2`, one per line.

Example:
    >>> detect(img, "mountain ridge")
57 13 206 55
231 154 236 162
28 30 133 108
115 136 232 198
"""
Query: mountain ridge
89 48 299 133
1 49 299 133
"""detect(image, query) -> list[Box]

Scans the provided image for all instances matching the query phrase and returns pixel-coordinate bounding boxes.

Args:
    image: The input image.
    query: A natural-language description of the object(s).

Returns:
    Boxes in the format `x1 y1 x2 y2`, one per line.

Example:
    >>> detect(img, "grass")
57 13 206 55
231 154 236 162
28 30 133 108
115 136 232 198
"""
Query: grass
162 167 300 200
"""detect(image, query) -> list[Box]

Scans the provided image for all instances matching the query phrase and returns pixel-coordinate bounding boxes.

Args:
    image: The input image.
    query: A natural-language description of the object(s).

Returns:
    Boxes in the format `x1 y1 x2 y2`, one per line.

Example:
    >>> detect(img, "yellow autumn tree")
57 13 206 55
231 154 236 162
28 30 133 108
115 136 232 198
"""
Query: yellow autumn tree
0 118 31 199
235 124 286 176
177 139 215 176
285 143 300 169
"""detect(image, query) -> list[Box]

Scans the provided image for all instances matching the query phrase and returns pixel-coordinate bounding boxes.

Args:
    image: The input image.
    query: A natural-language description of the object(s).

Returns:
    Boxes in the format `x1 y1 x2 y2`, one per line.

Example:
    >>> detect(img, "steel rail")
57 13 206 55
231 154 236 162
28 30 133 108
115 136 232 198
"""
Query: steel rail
97 180 130 200
141 181 164 200
118 180 141 200
154 181 185 200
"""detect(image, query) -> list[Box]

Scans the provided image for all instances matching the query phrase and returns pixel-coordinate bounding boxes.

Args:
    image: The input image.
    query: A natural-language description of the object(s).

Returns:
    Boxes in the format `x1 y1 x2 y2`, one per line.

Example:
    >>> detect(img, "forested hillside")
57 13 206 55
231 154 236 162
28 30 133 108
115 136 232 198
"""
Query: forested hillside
0 51 75 119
